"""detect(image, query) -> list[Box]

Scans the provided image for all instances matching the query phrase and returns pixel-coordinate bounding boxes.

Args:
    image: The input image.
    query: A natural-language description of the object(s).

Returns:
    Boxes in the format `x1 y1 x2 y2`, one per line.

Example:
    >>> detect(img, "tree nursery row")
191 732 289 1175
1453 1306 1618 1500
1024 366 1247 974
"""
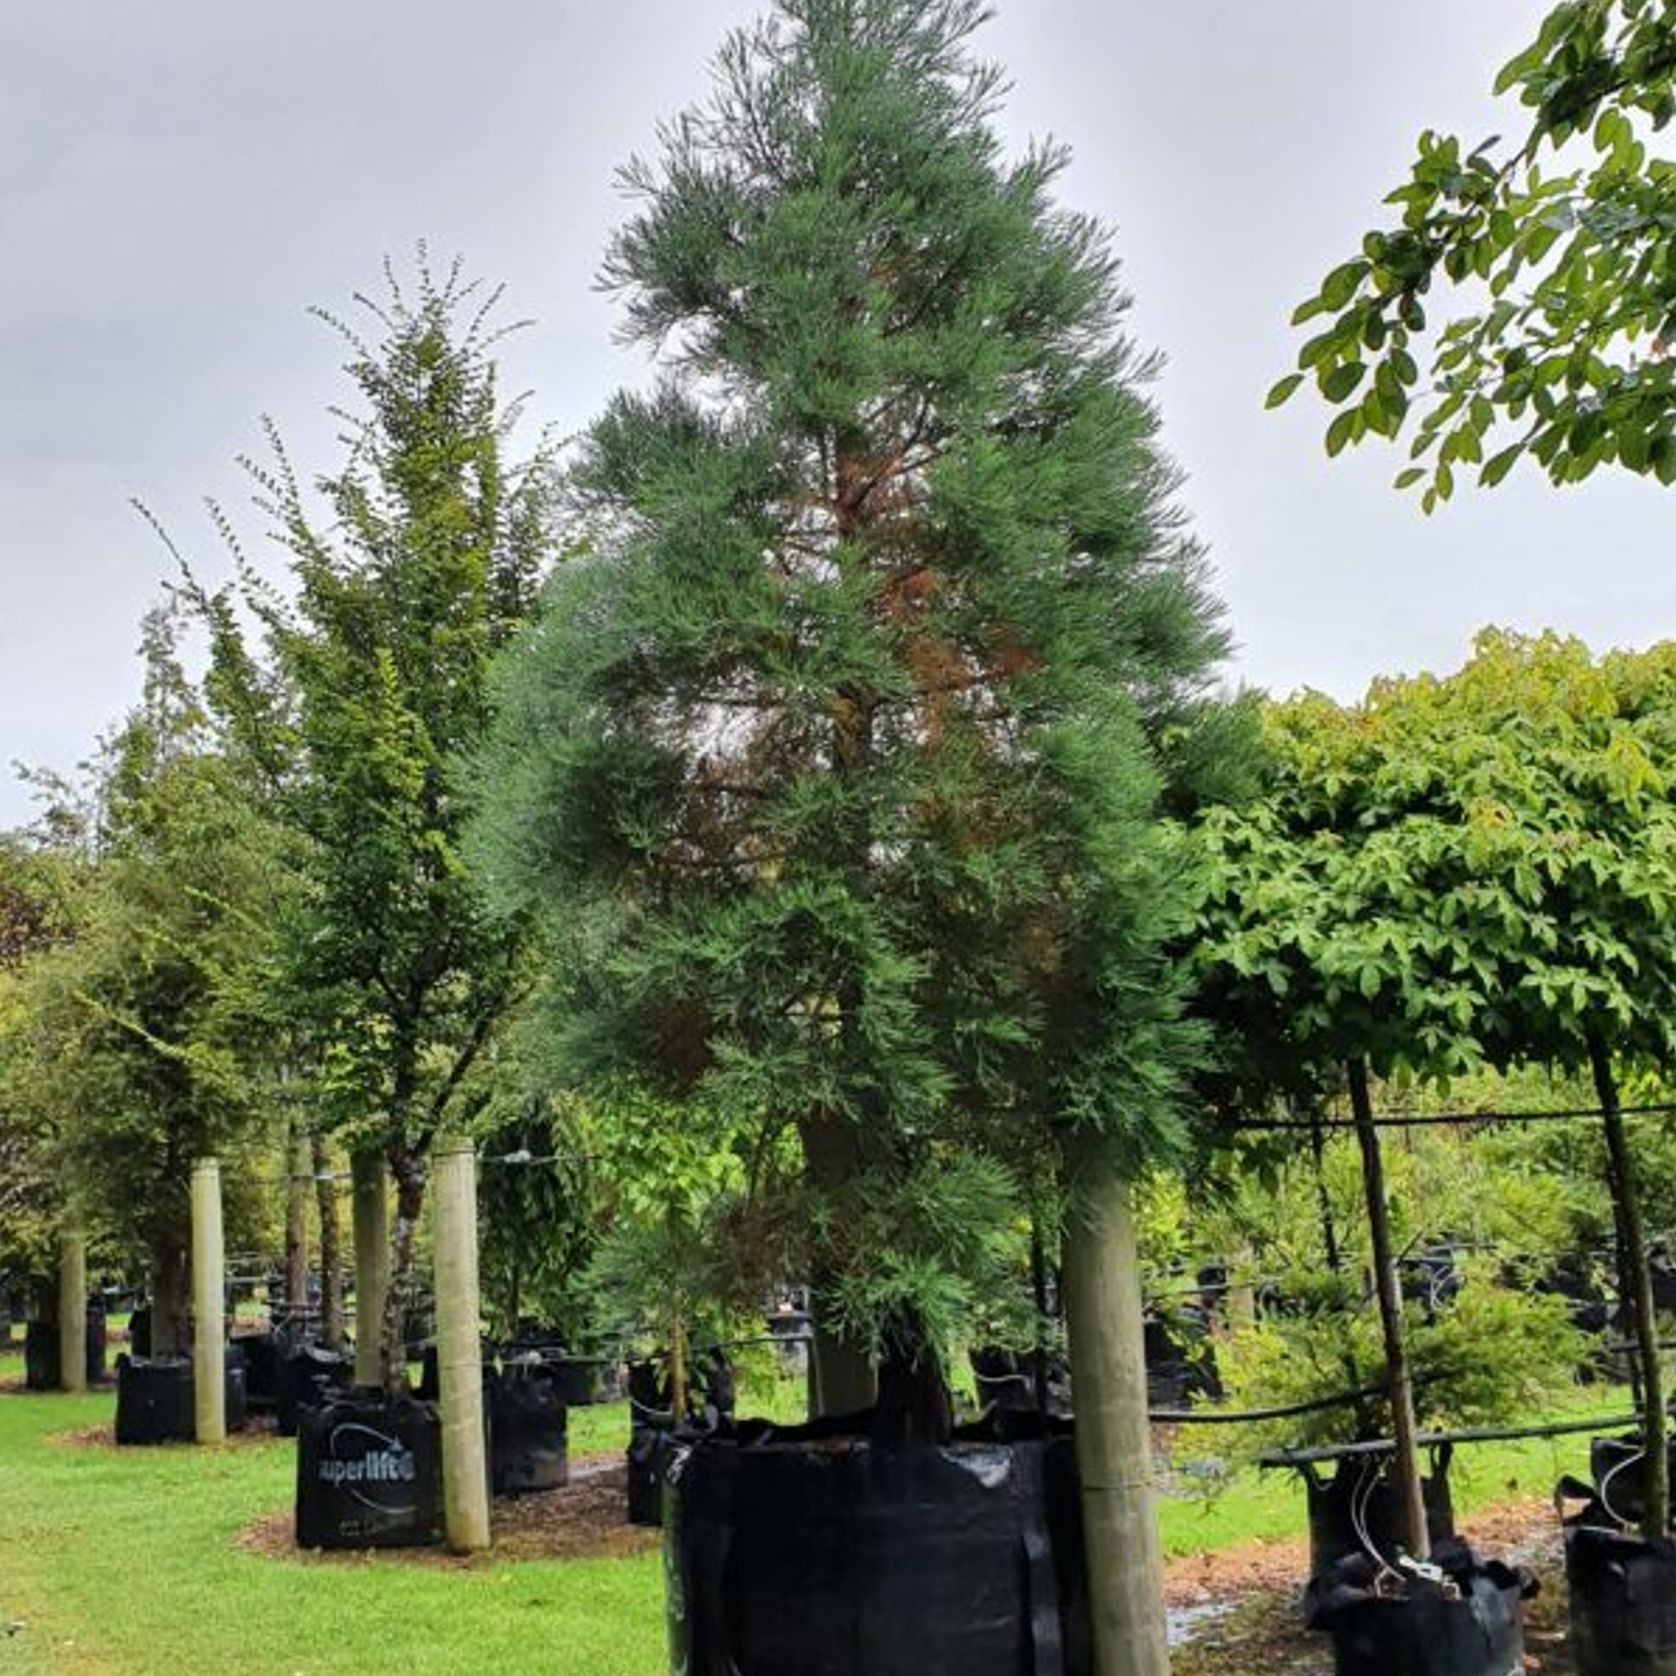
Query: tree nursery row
8 3 1676 1675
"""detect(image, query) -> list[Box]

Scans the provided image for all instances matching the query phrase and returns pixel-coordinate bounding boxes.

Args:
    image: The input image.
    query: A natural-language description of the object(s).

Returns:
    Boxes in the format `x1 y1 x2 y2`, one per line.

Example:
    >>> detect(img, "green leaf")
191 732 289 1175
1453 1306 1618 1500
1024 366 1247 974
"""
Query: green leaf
1480 444 1523 487
1265 374 1305 410
1321 363 1366 403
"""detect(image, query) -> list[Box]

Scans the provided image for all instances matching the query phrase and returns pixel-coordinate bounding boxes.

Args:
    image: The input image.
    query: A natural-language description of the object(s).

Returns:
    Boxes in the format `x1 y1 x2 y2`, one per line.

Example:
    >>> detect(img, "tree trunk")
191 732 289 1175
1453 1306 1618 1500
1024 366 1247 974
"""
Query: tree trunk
58 1228 87 1395
1347 1058 1429 1561
191 1159 226 1444
284 1121 310 1340
1030 1220 1053 1411
434 1140 489 1552
151 1239 190 1361
379 1152 427 1398
352 1151 391 1388
798 1116 877 1417
1591 1039 1668 1539
313 1134 344 1352
1063 1143 1170 1676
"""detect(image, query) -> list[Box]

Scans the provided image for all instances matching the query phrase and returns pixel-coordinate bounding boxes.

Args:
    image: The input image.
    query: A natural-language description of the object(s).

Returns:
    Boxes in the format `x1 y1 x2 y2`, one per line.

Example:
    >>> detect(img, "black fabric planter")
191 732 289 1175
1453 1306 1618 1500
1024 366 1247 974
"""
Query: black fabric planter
1564 1510 1676 1675
128 1304 151 1357
276 1346 354 1438
972 1348 1041 1414
234 1333 286 1413
550 1356 606 1408
1304 1451 1458 1579
490 1363 569 1496
629 1424 678 1528
115 1355 195 1445
224 1345 249 1432
24 1321 58 1391
294 1392 444 1551
666 1415 1090 1676
1306 1543 1531 1676
84 1298 108 1386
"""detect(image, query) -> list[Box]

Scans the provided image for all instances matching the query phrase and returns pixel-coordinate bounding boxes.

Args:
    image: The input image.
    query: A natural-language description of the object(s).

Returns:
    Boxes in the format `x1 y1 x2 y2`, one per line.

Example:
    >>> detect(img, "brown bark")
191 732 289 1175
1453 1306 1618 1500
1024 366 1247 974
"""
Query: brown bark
798 1116 877 1417
1347 1059 1429 1561
379 1152 427 1397
150 1239 190 1360
284 1120 309 1338
313 1133 344 1352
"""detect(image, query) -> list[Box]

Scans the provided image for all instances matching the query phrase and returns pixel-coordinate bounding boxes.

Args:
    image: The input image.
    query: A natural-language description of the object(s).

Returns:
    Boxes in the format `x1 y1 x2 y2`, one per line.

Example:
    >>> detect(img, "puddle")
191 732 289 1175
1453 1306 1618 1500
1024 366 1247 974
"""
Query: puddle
1166 1599 1238 1647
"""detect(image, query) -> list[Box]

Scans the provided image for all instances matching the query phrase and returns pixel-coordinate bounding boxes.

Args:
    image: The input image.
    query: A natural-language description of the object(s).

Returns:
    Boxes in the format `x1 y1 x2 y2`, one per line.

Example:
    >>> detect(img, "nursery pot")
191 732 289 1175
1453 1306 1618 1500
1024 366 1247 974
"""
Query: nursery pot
115 1355 195 1444
233 1332 286 1413
276 1345 354 1438
490 1362 569 1496
1564 1512 1676 1675
1305 1544 1531 1676
24 1321 58 1391
664 1414 1090 1676
84 1297 108 1386
1304 1449 1458 1579
294 1391 444 1551
115 1353 247 1444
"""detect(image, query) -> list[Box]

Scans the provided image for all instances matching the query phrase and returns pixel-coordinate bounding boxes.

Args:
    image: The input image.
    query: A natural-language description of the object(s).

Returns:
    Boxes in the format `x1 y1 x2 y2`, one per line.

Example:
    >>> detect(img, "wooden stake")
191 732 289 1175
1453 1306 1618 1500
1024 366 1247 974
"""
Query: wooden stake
434 1139 490 1553
58 1228 87 1395
1064 1144 1170 1676
191 1158 226 1445
1347 1059 1428 1561
351 1152 390 1389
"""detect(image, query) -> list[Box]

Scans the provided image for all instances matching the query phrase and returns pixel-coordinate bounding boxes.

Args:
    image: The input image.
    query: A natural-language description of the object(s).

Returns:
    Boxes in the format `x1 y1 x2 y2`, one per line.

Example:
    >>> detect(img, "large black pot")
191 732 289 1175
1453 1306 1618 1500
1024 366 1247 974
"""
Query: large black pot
665 1415 1090 1676
1564 1509 1676 1674
84 1298 108 1386
276 1346 354 1438
294 1392 444 1551
24 1321 58 1391
233 1332 287 1413
115 1355 195 1444
490 1362 568 1496
1306 1543 1531 1676
1304 1451 1458 1579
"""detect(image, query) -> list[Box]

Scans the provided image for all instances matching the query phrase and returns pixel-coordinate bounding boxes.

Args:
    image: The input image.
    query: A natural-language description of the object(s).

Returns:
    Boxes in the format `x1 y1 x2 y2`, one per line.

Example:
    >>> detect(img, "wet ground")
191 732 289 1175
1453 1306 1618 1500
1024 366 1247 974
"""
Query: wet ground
1170 1504 1579 1675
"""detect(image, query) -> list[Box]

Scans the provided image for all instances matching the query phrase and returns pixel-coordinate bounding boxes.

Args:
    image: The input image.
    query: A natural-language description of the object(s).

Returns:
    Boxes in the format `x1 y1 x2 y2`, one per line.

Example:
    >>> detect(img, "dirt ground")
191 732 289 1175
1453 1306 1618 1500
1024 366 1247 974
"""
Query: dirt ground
1171 1498 1576 1676
235 1454 661 1568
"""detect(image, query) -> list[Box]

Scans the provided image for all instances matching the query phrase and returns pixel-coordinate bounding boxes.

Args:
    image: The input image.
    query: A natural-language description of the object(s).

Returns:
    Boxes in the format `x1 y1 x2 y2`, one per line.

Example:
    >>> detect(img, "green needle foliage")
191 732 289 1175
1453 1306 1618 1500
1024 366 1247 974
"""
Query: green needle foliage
473 0 1244 1431
1273 0 1676 503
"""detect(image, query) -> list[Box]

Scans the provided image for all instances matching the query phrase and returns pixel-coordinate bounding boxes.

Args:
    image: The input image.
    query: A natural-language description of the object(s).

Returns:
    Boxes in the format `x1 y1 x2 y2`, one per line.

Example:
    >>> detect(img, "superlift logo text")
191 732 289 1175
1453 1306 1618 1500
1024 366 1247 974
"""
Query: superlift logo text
319 1422 419 1513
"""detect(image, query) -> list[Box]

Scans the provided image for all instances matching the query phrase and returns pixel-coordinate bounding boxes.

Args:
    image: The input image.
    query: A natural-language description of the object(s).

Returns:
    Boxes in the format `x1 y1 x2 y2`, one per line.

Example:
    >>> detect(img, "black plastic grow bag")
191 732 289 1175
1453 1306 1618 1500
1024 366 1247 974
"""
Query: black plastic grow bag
1304 1449 1458 1579
295 1392 444 1550
84 1298 107 1385
115 1355 195 1444
24 1321 57 1391
490 1362 568 1496
665 1413 1090 1676
276 1345 354 1438
233 1333 286 1413
1564 1504 1676 1675
1305 1542 1532 1676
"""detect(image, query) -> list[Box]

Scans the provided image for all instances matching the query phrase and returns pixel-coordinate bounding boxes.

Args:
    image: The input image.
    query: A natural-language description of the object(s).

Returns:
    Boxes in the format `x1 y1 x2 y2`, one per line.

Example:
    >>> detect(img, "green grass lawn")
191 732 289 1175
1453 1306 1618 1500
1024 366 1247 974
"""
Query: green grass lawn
0 1372 1625 1675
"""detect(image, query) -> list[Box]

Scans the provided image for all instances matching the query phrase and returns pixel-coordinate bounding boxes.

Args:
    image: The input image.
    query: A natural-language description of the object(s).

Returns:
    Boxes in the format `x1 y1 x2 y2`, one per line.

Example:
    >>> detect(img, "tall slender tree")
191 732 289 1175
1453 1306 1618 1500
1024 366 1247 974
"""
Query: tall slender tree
192 257 555 1386
474 4 1245 1667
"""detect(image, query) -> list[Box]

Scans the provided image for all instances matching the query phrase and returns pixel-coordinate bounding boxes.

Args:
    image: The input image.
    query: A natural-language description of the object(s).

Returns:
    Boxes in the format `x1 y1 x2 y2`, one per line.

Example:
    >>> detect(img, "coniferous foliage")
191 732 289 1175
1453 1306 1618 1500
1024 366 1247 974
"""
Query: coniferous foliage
475 0 1244 1422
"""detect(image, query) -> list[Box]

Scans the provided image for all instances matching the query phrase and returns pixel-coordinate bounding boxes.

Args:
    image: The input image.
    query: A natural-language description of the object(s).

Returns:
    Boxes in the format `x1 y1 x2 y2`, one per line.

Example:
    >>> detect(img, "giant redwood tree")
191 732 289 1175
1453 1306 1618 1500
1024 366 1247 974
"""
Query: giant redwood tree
474 4 1243 1668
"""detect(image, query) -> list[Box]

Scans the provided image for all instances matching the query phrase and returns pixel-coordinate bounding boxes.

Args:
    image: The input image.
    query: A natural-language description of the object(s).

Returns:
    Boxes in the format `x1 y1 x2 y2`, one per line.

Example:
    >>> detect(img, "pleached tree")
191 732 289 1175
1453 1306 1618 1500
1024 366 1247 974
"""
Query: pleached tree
474 3 1247 1669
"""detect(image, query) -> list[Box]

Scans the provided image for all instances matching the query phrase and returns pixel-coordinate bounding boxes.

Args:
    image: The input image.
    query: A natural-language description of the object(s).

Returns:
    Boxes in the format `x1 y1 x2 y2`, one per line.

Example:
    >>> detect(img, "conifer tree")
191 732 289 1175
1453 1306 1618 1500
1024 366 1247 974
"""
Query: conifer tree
477 6 1242 1666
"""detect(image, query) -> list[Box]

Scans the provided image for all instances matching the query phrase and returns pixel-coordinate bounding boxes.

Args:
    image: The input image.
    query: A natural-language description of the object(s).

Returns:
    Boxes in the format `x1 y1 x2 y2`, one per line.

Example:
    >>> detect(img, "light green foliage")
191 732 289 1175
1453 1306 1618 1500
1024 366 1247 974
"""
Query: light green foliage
1191 630 1676 1091
1216 1257 1583 1459
1273 1 1676 501
188 257 557 1371
5 606 292 1349
474 0 1246 1392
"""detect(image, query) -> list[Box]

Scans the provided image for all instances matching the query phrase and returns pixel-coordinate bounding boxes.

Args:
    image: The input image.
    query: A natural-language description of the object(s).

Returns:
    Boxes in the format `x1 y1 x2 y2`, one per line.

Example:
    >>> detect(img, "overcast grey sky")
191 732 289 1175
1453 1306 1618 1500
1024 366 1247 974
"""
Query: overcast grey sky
2 1 1669 827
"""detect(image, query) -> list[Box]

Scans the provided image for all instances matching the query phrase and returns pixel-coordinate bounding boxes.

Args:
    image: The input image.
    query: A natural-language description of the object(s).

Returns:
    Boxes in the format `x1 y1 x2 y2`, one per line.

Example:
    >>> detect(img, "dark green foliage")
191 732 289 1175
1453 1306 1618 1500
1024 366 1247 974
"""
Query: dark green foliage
474 0 1243 1394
